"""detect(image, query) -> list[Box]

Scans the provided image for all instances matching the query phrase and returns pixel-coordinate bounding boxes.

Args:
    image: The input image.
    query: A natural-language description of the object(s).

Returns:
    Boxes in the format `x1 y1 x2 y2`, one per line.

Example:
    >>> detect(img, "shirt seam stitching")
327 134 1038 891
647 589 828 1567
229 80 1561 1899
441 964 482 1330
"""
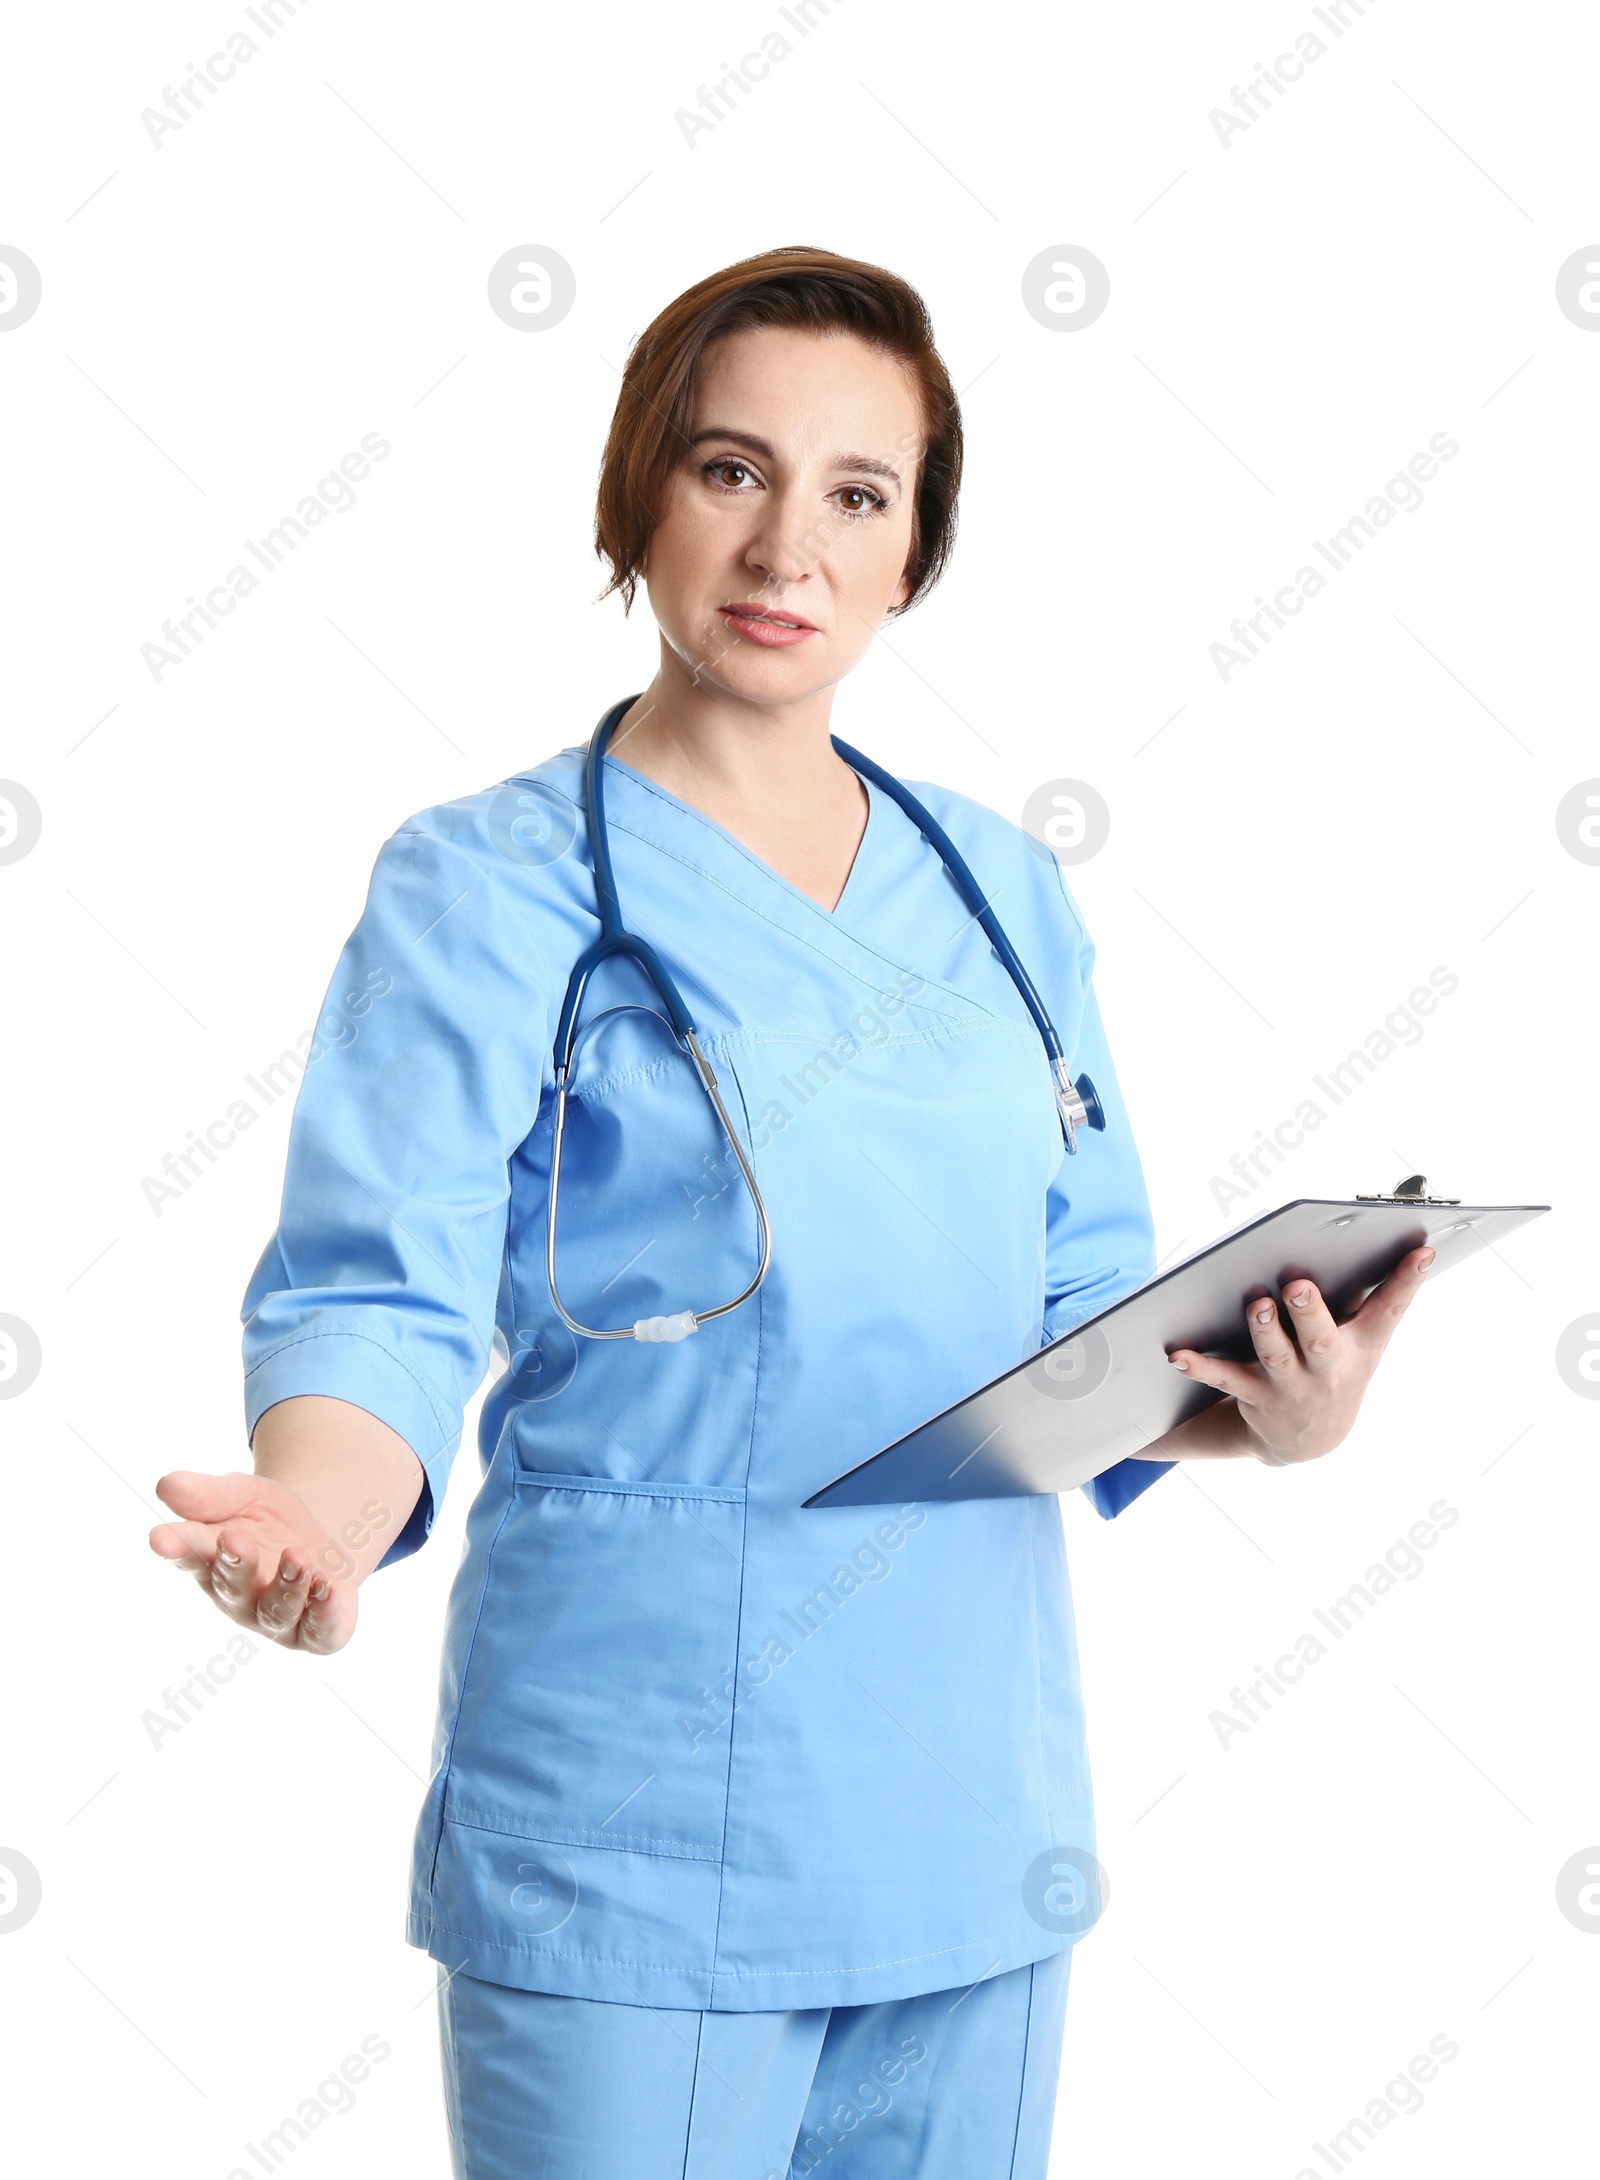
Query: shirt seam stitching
413 1913 983 1980
567 1018 1036 1109
426 1488 518 1901
244 1327 455 1446
708 1054 763 1988
509 1471 747 1503
594 782 1005 1021
442 1807 720 1862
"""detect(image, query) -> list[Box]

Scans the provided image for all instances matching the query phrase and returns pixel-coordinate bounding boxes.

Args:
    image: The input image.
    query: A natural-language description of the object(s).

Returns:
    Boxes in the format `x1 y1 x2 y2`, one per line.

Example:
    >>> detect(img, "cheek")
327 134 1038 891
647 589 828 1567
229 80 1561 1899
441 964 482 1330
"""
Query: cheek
642 495 732 628
644 488 709 581
825 514 915 616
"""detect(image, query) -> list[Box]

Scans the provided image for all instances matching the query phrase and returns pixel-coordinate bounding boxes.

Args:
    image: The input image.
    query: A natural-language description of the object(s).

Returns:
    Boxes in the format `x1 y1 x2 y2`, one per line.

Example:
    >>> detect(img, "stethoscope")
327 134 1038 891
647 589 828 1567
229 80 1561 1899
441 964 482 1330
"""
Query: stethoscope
546 696 1106 1346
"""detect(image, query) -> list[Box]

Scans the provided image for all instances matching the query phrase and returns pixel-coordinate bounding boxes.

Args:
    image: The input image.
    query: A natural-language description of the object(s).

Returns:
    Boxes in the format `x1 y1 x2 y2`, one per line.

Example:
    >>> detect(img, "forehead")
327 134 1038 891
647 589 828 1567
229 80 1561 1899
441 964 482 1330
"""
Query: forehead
690 325 923 457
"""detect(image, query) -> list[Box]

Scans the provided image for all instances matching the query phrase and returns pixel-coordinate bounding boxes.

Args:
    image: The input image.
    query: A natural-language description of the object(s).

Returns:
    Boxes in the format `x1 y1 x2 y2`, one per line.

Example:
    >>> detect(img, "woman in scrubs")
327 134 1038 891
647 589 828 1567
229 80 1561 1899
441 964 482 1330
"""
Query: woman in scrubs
150 247 1434 2178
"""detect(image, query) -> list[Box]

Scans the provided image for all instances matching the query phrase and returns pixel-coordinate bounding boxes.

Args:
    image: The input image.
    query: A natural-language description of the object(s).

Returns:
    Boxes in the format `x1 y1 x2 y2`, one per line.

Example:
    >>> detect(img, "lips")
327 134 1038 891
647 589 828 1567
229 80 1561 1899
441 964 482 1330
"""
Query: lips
717 601 819 649
728 601 828 627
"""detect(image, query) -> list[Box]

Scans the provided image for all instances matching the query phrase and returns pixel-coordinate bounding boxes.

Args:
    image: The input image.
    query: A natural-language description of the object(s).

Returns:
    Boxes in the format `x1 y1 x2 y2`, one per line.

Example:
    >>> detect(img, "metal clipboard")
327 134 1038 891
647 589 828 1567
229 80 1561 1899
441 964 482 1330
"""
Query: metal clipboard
803 1187 1549 1509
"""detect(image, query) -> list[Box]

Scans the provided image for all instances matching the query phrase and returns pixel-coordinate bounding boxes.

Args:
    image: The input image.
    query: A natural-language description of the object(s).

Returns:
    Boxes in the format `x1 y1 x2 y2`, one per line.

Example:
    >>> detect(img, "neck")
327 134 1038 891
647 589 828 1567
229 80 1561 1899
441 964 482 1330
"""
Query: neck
602 642 871 915
609 646 855 820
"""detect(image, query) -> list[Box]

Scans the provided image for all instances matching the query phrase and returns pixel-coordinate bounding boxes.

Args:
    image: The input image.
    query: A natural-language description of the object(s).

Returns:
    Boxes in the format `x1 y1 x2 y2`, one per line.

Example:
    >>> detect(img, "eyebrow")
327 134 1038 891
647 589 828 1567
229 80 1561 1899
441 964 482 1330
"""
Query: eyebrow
690 427 905 491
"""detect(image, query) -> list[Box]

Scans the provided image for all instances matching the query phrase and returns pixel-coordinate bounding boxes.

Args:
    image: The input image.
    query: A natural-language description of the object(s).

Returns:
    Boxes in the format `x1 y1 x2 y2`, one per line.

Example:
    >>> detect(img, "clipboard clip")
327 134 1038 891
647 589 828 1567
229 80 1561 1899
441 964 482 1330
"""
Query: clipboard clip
1354 1172 1461 1205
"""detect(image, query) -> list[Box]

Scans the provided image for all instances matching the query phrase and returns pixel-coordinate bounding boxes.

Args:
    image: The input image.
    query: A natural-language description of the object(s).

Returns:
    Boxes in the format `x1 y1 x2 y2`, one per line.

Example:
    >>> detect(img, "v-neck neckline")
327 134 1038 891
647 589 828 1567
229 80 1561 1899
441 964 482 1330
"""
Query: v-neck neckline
601 750 880 928
588 744 1006 1023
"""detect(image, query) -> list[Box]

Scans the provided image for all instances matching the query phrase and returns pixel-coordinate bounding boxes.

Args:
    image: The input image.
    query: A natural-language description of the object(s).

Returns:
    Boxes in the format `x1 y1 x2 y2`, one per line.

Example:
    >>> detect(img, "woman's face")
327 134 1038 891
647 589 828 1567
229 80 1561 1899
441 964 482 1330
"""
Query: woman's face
640 324 925 707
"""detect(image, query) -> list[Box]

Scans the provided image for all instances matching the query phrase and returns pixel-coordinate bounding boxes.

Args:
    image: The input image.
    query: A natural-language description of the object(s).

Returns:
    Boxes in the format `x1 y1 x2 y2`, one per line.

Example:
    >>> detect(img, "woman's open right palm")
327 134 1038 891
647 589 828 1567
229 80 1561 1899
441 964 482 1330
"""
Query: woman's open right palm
149 1469 359 1653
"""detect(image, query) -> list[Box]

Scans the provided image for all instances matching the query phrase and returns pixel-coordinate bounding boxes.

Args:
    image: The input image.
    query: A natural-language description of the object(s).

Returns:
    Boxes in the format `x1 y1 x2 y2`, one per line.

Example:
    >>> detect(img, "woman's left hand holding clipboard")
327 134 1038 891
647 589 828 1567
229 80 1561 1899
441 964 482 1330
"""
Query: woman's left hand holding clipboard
1164 1244 1437 1466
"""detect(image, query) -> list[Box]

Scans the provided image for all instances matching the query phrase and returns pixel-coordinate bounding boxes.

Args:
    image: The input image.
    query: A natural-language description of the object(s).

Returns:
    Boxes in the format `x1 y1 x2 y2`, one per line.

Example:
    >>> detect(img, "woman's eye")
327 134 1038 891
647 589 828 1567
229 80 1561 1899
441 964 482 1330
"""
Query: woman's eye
706 460 755 490
835 485 886 517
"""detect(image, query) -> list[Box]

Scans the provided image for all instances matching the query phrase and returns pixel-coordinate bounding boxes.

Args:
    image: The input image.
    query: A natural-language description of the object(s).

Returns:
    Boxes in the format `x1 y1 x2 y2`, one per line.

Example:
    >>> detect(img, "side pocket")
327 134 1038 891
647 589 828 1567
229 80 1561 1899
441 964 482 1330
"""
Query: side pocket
442 1473 747 1859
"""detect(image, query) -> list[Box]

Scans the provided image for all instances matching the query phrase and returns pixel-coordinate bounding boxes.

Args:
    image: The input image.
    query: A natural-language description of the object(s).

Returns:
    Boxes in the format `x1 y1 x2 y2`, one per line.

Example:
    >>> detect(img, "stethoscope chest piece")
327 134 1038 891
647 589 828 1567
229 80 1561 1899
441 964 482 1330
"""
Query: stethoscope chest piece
1053 1064 1104 1154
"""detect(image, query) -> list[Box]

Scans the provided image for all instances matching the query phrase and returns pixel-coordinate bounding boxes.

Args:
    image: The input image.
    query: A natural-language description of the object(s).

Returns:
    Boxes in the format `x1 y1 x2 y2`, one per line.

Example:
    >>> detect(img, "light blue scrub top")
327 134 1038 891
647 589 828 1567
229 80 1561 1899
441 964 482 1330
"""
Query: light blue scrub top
241 733 1174 2011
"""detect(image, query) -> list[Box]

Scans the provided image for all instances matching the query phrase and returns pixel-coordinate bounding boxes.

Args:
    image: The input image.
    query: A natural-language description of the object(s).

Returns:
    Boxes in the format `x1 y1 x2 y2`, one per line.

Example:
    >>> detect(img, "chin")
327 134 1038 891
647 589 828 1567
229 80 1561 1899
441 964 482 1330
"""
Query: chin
715 659 833 707
678 633 837 704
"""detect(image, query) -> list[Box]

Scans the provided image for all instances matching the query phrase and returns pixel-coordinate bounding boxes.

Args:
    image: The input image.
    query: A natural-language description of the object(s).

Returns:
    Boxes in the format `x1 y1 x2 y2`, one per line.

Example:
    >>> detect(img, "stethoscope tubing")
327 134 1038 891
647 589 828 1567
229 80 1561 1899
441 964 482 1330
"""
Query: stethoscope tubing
543 696 1101 1344
829 735 1069 1075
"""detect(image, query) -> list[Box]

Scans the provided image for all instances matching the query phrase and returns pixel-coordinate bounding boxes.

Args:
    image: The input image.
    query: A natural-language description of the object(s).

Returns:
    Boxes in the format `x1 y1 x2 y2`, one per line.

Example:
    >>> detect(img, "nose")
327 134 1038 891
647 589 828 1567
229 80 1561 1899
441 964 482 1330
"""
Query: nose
742 479 818 595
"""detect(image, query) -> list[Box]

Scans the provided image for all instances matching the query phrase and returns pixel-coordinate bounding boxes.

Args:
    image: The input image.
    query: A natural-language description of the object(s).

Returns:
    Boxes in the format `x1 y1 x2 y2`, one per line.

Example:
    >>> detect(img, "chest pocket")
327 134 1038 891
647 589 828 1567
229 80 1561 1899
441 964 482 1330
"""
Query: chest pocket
516 1001 765 1338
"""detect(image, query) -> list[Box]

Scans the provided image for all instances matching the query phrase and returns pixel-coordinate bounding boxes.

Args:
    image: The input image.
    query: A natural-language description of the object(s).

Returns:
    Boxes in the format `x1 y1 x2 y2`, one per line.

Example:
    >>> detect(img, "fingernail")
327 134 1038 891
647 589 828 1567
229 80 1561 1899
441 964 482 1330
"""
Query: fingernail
309 1578 330 1603
280 1560 302 1583
1169 1355 1190 1372
1289 1287 1310 1308
217 1547 241 1567
1419 1249 1435 1267
1255 1304 1273 1323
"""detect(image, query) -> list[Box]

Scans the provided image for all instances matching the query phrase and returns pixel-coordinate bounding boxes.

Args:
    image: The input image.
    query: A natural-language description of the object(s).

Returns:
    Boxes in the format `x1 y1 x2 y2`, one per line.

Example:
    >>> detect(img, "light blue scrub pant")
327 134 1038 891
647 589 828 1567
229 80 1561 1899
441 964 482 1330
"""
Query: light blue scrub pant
438 1947 1072 2178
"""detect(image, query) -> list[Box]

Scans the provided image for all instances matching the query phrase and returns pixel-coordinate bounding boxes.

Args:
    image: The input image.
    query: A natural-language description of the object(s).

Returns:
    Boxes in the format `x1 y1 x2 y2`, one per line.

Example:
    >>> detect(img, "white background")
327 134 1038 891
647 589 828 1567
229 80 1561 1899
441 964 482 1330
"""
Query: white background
1 2 1595 2173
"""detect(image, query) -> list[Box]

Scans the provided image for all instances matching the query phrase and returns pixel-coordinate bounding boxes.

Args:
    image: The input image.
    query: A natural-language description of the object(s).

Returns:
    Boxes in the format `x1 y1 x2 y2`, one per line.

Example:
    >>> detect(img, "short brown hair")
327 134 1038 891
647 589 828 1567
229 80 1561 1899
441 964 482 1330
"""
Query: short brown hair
594 246 962 617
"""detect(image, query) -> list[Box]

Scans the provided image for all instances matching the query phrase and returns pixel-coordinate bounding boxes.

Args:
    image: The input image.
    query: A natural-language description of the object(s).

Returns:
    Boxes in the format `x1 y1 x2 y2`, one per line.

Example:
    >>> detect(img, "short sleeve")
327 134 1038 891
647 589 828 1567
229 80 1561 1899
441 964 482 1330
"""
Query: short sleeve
1037 864 1174 1521
240 820 554 1567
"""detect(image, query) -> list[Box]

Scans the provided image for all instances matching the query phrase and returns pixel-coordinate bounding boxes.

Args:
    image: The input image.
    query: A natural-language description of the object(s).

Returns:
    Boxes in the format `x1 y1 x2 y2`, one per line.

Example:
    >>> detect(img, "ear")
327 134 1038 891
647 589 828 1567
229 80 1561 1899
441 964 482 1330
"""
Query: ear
889 564 913 613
